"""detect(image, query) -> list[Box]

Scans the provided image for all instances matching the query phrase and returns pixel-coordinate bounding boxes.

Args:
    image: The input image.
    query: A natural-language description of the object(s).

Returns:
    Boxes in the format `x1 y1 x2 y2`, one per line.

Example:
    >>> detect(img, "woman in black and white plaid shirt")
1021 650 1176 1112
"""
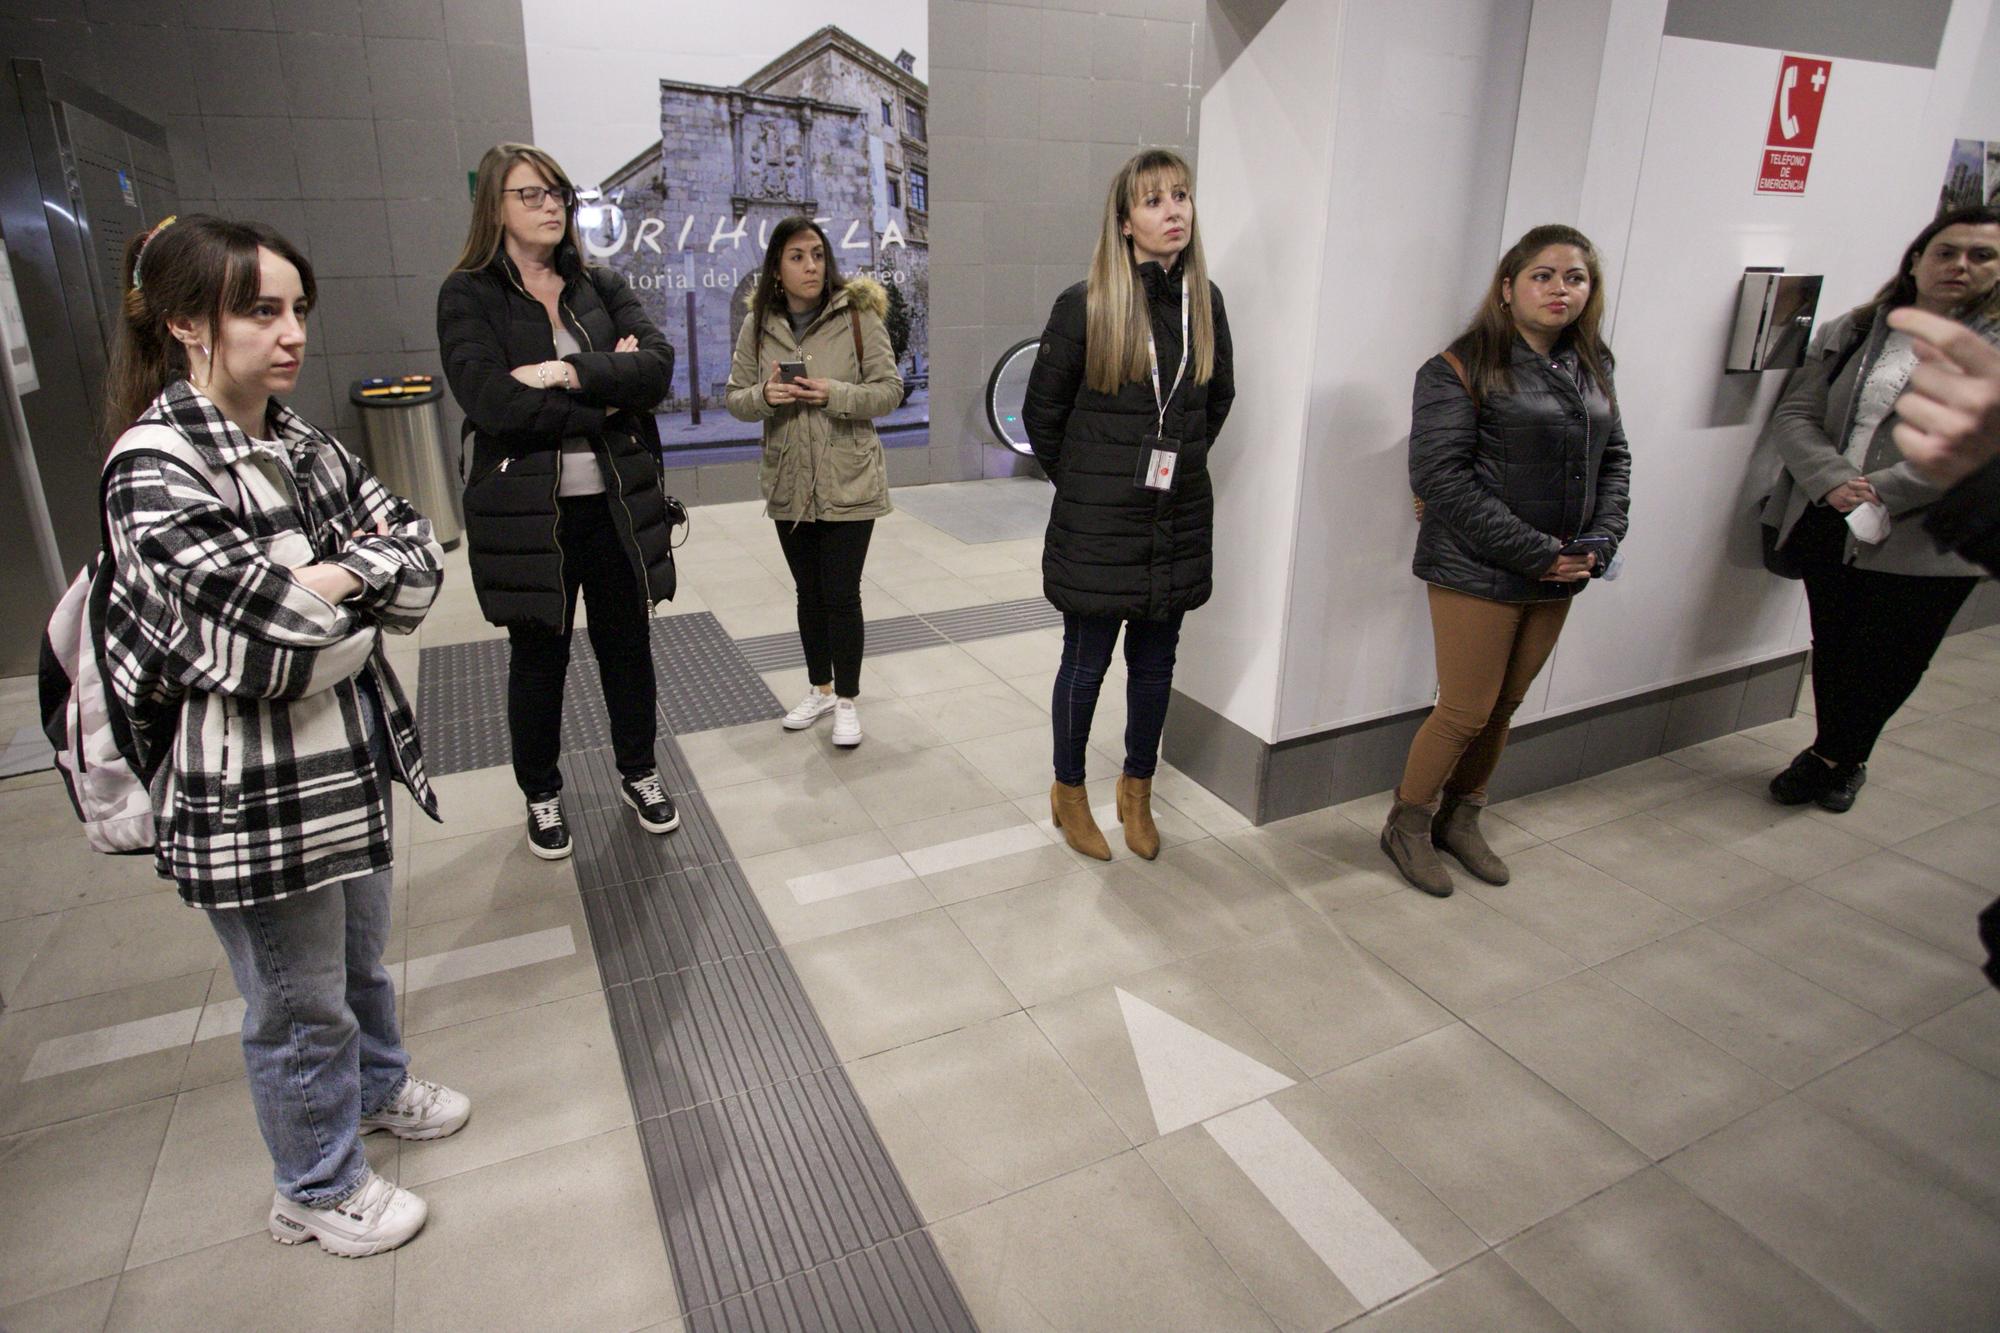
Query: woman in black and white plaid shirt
99 215 468 1258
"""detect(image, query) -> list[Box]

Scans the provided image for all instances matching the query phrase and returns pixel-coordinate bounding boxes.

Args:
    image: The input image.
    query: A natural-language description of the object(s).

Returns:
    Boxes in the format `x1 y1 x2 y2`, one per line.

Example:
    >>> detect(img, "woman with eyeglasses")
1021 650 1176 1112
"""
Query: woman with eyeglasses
438 143 679 859
1755 205 2000 814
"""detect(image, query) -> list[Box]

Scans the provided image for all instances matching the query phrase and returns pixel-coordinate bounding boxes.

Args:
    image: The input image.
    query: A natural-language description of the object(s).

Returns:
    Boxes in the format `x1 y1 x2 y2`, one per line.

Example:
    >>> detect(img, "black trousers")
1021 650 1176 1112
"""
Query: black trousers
774 519 874 698
507 494 657 795
1794 506 1976 766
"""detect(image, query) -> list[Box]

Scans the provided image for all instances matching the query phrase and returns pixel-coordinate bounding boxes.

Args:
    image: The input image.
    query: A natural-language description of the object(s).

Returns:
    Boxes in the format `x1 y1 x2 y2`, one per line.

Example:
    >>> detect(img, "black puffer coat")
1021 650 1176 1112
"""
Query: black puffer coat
438 245 677 630
1410 334 1631 603
1023 261 1235 620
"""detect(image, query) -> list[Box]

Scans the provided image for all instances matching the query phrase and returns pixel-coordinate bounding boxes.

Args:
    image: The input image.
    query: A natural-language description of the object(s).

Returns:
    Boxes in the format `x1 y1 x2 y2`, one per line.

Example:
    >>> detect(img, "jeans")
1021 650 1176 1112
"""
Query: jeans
204 695 407 1205
508 494 658 794
1794 506 1976 765
1051 612 1182 787
1399 584 1571 805
774 519 875 698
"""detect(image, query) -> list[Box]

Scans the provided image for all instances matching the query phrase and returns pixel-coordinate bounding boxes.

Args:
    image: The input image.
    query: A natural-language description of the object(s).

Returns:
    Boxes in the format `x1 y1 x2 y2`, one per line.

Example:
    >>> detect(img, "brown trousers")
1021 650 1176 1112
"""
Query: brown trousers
1398 584 1571 806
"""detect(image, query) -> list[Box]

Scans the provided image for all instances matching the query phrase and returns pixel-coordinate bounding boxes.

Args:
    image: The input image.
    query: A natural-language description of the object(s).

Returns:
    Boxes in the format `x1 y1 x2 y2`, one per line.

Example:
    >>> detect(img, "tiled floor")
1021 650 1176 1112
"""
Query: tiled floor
3 489 1999 1331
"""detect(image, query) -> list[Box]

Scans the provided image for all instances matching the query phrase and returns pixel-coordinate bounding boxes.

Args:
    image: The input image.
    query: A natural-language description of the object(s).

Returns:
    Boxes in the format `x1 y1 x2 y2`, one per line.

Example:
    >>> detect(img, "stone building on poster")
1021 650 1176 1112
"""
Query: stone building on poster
584 26 928 435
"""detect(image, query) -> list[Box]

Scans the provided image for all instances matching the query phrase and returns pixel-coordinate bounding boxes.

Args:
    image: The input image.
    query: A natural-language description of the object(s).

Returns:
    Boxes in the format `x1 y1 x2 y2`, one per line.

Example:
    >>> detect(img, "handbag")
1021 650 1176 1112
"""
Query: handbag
1759 505 1807 579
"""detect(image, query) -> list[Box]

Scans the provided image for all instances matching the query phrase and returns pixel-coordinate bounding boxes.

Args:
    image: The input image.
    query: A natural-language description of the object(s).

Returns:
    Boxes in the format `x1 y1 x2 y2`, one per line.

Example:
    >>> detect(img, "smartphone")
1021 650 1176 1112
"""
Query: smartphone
776 360 807 384
1560 535 1611 557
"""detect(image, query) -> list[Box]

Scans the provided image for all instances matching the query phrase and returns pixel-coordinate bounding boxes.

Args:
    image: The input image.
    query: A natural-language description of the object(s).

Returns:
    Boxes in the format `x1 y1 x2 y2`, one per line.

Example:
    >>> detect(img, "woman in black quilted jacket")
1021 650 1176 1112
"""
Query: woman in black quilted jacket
438 143 679 859
1383 224 1632 897
1022 148 1234 862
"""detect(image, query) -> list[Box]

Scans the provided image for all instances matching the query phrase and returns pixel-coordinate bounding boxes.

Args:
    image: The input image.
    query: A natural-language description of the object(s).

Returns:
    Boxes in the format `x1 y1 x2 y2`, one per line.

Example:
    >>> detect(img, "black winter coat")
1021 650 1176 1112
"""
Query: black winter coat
1023 261 1235 620
438 246 677 631
1410 334 1631 603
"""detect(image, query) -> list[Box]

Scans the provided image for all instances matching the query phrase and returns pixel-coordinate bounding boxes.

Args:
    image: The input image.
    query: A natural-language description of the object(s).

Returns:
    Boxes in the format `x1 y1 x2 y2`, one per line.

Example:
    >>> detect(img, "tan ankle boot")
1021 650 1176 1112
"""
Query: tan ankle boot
1380 797 1453 897
1116 775 1160 860
1050 781 1111 861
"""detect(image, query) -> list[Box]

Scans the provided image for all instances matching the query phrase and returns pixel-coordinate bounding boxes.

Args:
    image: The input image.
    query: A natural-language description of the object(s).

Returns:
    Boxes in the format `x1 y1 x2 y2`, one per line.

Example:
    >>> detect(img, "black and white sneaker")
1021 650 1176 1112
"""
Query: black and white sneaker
620 770 680 833
525 792 573 860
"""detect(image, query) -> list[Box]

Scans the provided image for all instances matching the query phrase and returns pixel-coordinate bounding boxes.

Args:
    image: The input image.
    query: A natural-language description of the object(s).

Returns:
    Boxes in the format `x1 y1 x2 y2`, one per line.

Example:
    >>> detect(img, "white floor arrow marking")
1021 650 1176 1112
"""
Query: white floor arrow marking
1116 986 1437 1310
1116 988 1295 1135
1205 1100 1437 1308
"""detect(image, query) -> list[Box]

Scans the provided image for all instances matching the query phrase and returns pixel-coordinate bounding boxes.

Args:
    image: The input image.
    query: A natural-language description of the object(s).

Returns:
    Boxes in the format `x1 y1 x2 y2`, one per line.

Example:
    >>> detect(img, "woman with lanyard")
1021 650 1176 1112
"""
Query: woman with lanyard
1384 224 1631 896
1022 148 1235 861
1755 205 2000 814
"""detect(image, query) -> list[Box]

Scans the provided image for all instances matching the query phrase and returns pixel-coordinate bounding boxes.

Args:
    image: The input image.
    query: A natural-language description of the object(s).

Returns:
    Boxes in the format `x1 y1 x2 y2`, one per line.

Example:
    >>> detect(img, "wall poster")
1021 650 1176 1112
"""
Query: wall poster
1939 137 2000 213
523 4 928 453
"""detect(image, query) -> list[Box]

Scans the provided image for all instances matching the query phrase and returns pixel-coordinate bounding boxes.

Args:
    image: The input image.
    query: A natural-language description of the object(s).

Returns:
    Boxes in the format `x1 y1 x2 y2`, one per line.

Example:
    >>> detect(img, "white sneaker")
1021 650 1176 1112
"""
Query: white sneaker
359 1075 471 1141
268 1167 427 1258
831 698 862 748
783 689 839 730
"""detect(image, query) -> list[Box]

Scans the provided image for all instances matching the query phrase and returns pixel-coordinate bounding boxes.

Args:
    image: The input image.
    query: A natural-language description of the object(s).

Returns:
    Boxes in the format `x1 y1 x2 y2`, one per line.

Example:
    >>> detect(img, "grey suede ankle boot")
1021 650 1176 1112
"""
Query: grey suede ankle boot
1433 795 1509 885
1380 798 1453 897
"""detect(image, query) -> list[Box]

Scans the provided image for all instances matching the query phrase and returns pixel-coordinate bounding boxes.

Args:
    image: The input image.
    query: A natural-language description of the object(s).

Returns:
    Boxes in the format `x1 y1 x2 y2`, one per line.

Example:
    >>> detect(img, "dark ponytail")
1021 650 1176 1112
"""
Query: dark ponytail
102 213 316 450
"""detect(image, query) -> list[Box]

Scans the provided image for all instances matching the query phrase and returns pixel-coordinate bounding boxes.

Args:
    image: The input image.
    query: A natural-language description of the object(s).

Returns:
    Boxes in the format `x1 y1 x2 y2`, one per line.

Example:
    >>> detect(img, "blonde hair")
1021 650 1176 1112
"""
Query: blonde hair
1084 149 1216 395
452 143 582 274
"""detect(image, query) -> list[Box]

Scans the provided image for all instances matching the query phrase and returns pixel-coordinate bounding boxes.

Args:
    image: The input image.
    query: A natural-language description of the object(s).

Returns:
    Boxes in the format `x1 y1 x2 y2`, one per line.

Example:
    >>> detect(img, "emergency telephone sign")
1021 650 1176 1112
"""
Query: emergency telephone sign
1757 55 1832 195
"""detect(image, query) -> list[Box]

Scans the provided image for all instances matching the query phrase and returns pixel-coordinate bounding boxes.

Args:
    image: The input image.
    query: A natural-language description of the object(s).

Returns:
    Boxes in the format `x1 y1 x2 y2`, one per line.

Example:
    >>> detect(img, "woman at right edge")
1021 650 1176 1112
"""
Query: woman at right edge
1023 148 1234 861
1383 224 1632 897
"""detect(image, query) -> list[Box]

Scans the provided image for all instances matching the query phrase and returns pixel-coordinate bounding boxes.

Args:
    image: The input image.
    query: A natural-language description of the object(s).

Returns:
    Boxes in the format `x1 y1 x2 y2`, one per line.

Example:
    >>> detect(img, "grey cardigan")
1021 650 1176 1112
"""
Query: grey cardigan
1753 308 1991 578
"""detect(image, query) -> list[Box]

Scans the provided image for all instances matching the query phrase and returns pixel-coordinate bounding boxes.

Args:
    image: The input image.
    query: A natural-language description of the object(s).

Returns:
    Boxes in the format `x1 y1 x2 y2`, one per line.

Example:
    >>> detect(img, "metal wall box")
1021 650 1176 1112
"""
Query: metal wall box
1726 267 1823 373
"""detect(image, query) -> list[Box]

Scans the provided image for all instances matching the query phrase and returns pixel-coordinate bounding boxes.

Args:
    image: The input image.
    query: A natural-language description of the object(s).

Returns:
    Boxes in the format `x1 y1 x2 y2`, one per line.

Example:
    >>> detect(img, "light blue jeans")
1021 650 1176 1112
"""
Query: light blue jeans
205 691 407 1205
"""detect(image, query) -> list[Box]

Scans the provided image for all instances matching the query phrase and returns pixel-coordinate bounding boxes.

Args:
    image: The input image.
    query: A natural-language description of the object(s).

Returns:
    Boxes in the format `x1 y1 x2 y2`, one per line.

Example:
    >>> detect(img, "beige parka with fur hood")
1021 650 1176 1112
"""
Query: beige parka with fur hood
725 276 902 522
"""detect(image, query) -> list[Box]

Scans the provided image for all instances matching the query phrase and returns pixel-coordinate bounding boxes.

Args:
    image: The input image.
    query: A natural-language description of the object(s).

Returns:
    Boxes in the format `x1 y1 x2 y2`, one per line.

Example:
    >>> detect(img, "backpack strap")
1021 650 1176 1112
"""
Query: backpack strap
97 432 240 554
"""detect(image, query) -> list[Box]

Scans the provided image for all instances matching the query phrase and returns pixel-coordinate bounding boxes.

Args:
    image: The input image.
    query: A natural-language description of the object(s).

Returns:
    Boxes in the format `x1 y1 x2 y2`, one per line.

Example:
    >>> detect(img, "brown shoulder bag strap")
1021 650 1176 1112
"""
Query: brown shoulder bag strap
1413 351 1474 523
850 308 865 369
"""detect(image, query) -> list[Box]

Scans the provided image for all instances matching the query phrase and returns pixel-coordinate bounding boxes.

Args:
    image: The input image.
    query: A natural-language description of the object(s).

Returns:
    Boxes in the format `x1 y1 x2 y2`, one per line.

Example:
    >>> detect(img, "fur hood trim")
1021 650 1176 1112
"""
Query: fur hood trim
740 275 889 320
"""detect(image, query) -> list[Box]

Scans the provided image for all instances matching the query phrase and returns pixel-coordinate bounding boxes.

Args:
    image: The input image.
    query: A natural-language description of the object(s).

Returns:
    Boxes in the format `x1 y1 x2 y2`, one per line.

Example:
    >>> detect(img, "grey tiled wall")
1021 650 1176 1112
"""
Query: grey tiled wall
1166 654 1812 825
926 0 1206 484
0 0 533 449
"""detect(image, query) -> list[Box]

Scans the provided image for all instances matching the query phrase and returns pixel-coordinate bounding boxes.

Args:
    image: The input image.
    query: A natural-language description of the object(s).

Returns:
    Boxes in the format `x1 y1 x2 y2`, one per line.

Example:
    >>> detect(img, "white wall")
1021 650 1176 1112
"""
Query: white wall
1272 0 1533 738
1191 0 1996 748
1179 0 1349 738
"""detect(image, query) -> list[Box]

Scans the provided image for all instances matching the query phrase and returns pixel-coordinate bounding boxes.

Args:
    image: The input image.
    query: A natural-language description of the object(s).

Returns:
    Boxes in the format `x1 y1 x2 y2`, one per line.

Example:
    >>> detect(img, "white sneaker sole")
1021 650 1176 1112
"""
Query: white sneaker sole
527 836 573 861
782 706 834 730
832 731 862 748
620 787 682 833
360 1105 472 1141
268 1205 425 1258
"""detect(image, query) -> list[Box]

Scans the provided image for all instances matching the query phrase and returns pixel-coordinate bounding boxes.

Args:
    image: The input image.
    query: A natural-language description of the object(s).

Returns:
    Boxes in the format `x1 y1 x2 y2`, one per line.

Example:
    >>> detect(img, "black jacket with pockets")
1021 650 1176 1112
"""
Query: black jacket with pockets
1410 334 1631 603
1022 260 1235 620
438 246 676 631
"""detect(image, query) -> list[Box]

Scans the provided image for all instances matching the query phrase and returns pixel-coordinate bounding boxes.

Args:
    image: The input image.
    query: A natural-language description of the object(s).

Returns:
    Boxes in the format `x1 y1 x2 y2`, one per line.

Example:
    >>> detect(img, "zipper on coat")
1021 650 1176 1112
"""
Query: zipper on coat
565 292 656 609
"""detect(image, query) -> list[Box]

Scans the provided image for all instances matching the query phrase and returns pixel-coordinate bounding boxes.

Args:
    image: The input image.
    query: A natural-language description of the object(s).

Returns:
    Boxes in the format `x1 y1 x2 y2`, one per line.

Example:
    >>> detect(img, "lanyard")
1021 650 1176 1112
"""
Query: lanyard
1145 279 1191 436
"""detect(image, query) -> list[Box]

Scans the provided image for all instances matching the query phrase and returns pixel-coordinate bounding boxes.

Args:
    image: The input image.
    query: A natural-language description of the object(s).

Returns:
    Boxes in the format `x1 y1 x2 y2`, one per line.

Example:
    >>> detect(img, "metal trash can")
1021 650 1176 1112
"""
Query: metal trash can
349 375 462 550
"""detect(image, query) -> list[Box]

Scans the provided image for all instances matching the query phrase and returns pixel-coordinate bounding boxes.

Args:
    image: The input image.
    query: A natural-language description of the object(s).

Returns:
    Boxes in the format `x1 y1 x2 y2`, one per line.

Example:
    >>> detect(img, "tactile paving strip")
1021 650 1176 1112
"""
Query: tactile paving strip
737 595 1063 673
684 1233 975 1333
560 739 973 1329
418 611 783 777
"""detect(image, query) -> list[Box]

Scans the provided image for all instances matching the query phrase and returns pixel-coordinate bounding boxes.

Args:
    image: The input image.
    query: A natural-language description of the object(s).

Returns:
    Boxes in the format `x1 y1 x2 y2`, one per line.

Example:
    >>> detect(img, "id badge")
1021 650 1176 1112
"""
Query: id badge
1136 435 1180 492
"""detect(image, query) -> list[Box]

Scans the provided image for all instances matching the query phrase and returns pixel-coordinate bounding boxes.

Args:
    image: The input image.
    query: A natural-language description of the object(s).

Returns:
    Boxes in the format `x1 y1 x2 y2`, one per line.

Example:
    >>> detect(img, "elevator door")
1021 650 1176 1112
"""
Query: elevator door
0 60 177 674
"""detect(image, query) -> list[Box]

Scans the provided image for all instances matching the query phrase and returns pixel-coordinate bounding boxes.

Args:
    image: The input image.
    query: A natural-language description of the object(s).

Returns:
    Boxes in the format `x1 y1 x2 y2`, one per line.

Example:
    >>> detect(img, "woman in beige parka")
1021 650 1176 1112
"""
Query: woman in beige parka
726 216 903 746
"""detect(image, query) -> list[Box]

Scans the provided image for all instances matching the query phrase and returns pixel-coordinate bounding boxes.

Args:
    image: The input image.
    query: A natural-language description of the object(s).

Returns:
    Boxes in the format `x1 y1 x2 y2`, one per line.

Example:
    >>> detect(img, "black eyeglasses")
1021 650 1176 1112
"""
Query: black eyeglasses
503 185 574 210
